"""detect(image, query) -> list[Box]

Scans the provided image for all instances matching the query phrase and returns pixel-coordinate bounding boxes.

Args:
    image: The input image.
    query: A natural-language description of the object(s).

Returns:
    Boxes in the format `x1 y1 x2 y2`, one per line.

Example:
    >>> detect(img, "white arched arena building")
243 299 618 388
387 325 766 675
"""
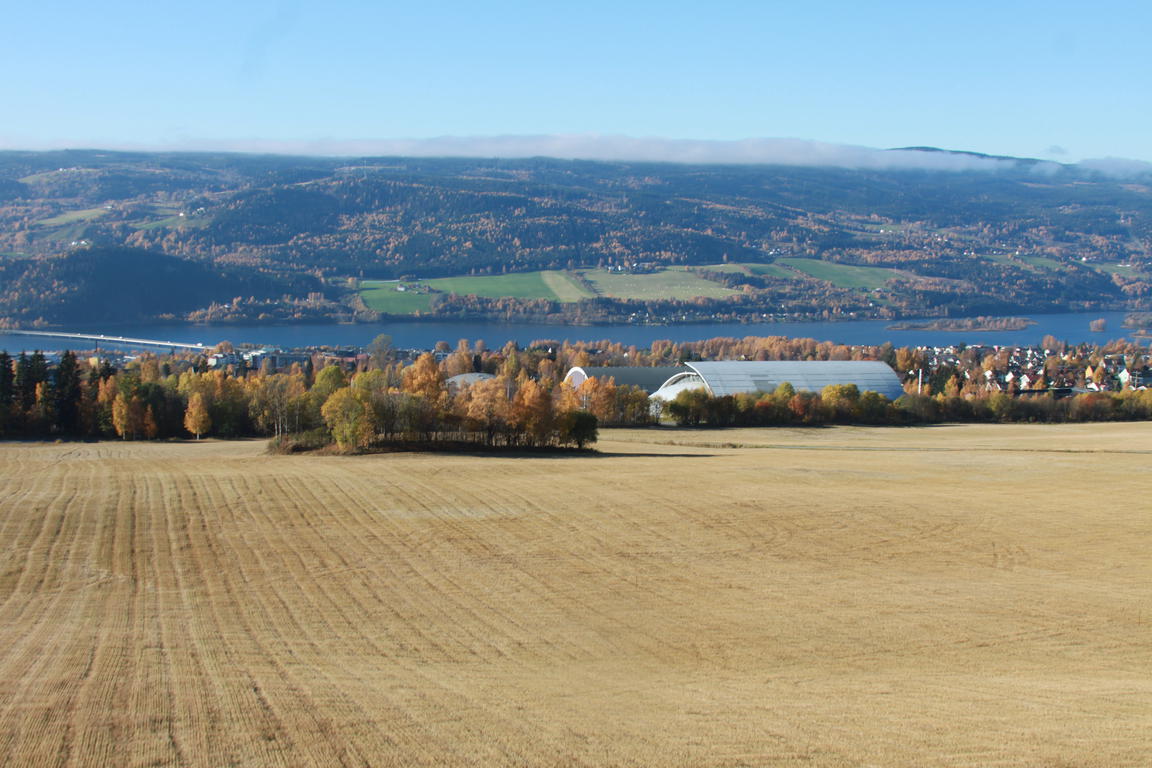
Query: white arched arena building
649 361 905 402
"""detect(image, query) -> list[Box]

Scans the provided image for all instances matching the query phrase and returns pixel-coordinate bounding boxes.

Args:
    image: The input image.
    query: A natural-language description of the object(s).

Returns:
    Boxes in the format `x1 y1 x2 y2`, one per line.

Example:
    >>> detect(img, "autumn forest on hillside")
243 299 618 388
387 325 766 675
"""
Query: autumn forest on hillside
2 151 1151 327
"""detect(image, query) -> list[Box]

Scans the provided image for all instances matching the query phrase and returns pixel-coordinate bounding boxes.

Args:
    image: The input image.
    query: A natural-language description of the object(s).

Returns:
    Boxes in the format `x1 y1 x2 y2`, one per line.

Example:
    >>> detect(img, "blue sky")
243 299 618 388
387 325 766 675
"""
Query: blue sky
2 0 1150 162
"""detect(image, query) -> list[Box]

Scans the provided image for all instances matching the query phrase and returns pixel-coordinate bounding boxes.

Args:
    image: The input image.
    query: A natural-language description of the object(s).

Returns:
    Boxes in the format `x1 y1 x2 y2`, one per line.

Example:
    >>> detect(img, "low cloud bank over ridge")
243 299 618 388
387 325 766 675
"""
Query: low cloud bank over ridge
16 134 1152 175
192 135 1036 172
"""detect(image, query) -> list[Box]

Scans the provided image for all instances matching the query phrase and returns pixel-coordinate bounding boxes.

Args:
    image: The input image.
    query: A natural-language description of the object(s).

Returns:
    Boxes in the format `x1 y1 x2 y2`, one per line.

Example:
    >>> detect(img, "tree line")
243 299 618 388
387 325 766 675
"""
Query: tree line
664 382 1152 427
4 332 1152 448
0 349 665 451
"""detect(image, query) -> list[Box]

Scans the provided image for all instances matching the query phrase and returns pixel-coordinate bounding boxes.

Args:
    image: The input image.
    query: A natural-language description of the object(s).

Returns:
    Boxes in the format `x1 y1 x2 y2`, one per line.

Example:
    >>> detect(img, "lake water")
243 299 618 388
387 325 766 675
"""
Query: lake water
0 310 1140 354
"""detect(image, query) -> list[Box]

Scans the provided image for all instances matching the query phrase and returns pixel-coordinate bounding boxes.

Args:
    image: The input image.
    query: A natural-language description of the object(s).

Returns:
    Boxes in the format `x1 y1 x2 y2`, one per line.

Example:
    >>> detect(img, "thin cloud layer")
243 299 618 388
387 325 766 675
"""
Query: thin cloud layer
175 135 1030 172
1076 157 1152 177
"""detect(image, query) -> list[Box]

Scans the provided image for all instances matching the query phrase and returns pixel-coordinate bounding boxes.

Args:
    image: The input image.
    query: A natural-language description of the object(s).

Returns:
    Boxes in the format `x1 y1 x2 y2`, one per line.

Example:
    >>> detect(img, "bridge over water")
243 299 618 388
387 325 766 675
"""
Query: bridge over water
5 330 210 352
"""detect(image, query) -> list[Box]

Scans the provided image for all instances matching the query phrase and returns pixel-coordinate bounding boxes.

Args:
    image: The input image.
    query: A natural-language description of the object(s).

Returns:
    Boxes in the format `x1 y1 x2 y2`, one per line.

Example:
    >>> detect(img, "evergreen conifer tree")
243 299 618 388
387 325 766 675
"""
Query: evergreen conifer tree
55 351 82 436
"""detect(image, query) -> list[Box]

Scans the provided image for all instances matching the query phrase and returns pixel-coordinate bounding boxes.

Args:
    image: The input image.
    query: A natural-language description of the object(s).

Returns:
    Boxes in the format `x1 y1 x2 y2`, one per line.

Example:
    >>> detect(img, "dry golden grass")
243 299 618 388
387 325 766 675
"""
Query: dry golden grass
1 423 1150 767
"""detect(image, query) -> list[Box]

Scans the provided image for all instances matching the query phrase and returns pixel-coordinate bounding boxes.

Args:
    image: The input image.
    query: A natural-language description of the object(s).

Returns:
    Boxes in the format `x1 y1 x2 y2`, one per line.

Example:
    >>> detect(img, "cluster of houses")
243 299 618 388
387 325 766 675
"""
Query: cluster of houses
205 349 313 371
205 345 461 373
914 345 1151 393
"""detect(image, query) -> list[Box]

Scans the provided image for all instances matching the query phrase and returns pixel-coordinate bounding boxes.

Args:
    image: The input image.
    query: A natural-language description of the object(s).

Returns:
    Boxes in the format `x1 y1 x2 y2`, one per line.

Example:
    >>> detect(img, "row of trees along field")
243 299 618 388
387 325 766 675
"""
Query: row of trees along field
9 328 1147 439
664 382 1152 427
0 349 660 450
3 334 1152 446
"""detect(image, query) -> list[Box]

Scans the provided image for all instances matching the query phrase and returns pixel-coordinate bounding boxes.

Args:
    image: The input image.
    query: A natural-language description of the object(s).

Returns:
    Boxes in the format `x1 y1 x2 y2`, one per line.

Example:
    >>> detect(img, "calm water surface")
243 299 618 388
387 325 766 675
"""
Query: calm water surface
0 311 1140 354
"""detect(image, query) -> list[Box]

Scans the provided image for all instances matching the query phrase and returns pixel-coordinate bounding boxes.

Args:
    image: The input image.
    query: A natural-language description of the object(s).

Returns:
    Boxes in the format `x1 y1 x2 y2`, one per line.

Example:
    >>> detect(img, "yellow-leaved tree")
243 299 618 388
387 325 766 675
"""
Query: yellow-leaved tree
402 352 446 404
112 393 144 440
321 387 372 451
184 392 211 440
510 378 553 447
463 377 511 446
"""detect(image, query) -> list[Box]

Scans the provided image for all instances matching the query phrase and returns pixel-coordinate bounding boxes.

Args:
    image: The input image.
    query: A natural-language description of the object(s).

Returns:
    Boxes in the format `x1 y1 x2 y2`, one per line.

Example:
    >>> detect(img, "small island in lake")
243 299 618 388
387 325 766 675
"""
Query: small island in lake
1123 313 1151 330
888 316 1036 332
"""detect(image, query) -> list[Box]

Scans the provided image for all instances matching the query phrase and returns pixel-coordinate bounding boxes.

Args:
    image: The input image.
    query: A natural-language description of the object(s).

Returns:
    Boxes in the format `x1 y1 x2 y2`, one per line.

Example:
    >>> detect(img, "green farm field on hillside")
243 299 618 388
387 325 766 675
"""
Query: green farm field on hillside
1011 254 1067 271
128 205 211 232
983 253 1150 281
581 267 738 300
358 284 437 314
707 262 797 280
130 214 210 231
360 270 593 314
34 208 109 228
702 260 902 290
360 267 738 314
358 260 908 317
775 258 903 290
1091 261 1152 281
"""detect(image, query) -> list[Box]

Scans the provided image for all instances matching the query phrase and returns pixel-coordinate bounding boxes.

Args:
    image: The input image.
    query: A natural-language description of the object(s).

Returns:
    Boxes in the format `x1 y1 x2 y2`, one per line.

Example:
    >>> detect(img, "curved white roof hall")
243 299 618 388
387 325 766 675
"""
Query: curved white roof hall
653 360 905 400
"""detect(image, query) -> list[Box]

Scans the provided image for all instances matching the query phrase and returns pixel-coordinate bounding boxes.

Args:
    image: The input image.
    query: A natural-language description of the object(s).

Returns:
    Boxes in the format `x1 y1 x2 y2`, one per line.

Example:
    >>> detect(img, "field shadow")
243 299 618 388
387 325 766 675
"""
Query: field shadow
338 446 717 460
588 451 716 459
425 449 716 460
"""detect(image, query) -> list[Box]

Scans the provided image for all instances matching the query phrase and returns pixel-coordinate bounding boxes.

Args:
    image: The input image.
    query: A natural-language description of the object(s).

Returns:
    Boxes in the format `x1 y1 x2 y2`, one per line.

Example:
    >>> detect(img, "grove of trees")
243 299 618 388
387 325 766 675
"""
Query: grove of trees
0 349 643 452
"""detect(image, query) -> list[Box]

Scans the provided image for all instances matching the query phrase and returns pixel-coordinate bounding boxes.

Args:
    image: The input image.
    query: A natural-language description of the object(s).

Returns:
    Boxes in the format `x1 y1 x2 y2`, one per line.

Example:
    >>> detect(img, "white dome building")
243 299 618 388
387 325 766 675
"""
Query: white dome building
650 360 905 401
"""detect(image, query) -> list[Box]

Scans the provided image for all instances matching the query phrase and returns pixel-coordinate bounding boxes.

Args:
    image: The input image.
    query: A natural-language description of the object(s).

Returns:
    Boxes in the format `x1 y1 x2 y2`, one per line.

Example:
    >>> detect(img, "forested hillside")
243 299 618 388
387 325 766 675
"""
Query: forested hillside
0 246 323 325
1 149 1150 325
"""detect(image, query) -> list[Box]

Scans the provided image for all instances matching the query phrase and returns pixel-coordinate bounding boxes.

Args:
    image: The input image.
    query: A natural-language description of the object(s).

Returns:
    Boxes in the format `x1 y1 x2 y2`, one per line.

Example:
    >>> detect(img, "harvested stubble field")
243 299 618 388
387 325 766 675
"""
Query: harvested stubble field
1 424 1150 767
